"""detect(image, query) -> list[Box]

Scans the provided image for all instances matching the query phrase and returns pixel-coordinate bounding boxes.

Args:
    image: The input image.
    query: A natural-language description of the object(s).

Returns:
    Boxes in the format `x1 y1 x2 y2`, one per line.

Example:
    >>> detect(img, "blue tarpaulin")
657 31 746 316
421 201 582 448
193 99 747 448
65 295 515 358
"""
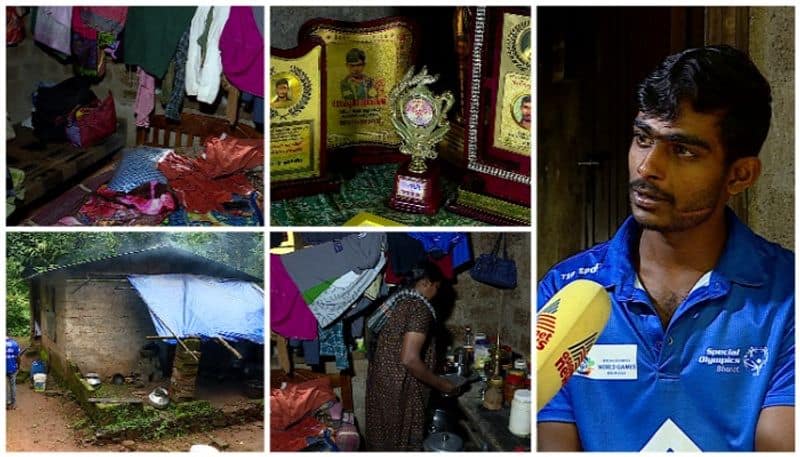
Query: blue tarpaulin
128 274 264 344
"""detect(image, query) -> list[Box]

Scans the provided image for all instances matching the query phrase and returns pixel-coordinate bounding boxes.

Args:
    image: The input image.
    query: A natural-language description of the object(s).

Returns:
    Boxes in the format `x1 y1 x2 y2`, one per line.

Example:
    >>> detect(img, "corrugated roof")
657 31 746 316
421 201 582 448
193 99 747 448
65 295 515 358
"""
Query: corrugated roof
27 243 259 282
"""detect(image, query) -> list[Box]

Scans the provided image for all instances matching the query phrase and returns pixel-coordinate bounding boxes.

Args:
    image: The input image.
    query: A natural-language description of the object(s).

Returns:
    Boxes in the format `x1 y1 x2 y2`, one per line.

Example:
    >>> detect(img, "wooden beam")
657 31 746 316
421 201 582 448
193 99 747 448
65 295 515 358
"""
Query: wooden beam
215 337 243 360
148 310 199 362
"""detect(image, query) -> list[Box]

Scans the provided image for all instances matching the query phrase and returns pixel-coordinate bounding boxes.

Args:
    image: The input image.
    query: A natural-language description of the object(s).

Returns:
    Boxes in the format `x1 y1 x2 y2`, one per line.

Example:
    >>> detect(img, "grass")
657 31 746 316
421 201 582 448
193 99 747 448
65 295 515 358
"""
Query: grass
94 400 223 440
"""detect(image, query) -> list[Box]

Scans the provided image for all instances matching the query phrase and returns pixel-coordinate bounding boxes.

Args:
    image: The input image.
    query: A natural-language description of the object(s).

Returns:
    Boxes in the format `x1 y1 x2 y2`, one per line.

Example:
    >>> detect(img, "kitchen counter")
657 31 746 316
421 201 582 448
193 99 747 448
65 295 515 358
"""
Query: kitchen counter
456 383 531 451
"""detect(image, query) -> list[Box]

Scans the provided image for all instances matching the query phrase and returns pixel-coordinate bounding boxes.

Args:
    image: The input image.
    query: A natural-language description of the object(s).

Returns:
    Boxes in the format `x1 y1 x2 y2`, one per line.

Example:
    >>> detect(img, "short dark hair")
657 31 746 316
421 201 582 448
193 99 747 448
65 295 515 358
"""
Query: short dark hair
637 45 772 162
275 78 289 88
405 260 445 287
521 95 531 105
346 48 366 64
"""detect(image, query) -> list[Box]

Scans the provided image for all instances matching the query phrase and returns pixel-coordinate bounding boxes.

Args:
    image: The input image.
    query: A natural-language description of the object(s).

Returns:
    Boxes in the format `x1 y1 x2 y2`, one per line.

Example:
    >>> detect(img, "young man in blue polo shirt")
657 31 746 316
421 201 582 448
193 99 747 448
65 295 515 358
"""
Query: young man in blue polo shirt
537 45 794 451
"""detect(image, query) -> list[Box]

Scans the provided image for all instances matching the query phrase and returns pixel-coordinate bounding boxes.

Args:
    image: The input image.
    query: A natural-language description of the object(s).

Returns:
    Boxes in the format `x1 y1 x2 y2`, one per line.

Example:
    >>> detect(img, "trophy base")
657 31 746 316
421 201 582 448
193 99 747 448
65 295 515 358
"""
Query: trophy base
388 161 442 215
446 188 530 226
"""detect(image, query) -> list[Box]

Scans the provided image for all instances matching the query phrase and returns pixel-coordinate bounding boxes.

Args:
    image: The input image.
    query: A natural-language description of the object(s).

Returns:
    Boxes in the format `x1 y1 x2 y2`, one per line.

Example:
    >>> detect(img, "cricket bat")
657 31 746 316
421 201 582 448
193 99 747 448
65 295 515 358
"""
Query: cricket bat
537 279 611 411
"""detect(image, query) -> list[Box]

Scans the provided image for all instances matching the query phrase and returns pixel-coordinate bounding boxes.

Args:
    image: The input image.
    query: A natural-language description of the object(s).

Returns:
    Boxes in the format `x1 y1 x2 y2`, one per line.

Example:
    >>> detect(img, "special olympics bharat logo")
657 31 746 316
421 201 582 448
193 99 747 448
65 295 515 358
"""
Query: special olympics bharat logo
743 346 769 377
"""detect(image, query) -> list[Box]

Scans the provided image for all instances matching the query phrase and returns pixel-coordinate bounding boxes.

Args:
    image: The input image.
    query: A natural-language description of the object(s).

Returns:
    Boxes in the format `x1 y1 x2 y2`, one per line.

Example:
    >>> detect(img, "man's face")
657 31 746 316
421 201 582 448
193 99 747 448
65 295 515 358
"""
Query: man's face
521 101 531 122
276 83 289 100
347 60 365 80
628 103 730 232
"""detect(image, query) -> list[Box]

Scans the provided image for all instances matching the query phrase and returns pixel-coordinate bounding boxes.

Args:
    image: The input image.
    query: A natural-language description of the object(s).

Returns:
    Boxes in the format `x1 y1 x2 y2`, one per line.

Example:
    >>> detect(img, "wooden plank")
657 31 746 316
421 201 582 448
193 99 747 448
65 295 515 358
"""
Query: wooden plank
215 337 243 359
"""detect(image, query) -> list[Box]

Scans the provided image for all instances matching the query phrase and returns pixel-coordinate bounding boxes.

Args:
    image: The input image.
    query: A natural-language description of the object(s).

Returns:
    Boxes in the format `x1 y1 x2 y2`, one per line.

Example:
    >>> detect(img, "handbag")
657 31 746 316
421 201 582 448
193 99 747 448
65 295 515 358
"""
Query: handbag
470 234 517 289
32 76 97 143
65 91 117 148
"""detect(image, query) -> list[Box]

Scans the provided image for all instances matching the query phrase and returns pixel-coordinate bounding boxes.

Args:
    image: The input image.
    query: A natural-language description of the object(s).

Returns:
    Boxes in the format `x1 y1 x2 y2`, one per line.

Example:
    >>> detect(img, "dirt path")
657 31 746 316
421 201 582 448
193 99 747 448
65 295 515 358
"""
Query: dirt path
6 382 264 452
6 381 88 451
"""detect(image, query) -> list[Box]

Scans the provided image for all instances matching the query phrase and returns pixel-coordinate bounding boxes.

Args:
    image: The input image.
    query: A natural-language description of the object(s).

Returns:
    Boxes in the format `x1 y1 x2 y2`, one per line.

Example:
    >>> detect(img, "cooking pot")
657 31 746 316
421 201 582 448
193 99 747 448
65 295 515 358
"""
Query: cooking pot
429 408 453 434
424 431 464 452
85 373 102 388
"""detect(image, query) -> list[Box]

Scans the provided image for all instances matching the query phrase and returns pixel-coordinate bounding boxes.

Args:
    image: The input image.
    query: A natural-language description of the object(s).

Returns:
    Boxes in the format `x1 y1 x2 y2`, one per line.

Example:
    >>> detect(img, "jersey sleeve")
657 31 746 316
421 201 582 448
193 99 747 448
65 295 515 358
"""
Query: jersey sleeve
763 312 794 408
537 383 577 423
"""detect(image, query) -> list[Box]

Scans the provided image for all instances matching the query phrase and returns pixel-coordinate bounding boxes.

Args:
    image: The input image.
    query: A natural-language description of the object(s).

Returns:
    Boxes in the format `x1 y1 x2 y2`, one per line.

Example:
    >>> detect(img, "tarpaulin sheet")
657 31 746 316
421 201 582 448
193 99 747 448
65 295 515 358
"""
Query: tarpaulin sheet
128 274 264 344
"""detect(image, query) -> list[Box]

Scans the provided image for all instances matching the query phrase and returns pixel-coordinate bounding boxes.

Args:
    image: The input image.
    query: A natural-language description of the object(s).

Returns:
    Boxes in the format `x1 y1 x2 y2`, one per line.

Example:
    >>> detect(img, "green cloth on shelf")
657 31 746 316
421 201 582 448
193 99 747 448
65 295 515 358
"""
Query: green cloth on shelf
271 163 488 226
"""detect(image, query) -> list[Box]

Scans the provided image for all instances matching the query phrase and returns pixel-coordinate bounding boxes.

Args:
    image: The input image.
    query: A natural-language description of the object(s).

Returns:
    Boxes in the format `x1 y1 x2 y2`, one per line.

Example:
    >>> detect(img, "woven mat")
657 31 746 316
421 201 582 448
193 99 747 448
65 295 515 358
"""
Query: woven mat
270 163 487 226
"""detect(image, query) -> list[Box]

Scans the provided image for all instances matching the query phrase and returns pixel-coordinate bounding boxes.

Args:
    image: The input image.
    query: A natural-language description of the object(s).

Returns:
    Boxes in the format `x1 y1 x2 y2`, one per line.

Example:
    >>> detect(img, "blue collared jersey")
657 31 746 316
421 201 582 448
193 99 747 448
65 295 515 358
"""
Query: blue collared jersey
538 211 794 451
6 338 19 374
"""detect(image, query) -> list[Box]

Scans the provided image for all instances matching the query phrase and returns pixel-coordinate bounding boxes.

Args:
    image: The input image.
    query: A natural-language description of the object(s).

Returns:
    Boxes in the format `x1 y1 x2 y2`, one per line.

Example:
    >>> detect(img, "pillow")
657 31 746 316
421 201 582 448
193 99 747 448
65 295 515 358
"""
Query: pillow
107 146 170 193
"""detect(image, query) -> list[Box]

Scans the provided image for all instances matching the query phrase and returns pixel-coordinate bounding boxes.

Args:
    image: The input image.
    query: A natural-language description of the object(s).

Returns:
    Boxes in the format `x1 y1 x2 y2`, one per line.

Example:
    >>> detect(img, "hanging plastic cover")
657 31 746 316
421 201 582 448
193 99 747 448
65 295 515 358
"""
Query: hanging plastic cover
128 274 264 344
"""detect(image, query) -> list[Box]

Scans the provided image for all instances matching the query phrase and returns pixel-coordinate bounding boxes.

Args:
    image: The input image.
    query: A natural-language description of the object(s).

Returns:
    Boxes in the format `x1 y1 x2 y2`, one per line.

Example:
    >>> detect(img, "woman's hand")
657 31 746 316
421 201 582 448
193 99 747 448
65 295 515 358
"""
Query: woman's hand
438 378 459 394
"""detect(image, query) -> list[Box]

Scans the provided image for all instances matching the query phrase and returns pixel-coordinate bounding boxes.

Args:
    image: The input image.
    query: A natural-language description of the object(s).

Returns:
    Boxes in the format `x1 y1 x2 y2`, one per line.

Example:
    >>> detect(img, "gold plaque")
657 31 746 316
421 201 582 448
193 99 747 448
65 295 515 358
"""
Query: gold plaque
492 13 531 156
302 18 415 150
270 44 323 182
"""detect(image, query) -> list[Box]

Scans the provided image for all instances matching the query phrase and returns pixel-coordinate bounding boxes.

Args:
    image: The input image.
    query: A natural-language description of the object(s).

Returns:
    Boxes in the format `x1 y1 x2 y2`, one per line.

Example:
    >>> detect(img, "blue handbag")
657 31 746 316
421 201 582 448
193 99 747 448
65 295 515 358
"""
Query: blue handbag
470 234 517 289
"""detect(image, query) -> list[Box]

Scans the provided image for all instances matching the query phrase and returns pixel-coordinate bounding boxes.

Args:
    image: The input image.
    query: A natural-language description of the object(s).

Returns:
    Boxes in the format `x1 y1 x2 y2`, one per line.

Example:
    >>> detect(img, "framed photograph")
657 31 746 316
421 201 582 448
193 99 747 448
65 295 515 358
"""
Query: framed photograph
299 16 418 163
447 6 531 225
270 38 339 199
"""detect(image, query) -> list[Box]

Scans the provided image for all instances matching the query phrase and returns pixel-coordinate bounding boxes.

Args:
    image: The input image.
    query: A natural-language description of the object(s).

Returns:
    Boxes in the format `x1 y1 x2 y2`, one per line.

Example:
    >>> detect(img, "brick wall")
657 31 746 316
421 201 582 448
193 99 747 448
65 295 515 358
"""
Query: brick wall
61 278 156 378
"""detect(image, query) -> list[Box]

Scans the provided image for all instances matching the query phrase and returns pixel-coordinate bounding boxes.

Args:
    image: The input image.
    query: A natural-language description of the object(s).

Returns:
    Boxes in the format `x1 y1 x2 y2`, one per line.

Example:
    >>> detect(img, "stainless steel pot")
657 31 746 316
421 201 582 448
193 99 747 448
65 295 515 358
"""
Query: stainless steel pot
85 373 101 388
423 432 464 452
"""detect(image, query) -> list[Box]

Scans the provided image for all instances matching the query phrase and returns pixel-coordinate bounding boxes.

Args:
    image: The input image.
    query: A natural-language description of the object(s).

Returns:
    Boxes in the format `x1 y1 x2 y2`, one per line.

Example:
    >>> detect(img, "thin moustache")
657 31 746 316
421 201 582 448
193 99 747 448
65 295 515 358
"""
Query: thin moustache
629 181 674 203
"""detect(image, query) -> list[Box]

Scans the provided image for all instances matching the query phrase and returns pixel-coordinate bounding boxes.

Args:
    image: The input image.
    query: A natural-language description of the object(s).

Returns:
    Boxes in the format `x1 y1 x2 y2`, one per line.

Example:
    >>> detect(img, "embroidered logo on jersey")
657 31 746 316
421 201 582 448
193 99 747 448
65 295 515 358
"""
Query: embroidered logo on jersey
641 418 702 451
576 355 596 375
559 262 601 281
698 346 769 375
536 299 559 350
743 347 769 376
573 344 637 380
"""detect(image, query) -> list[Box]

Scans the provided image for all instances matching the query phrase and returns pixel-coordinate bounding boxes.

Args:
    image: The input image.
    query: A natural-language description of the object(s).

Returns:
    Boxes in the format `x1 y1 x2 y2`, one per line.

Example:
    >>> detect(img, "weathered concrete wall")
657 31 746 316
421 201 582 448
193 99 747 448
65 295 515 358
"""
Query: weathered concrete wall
747 7 794 249
447 233 531 359
62 279 155 377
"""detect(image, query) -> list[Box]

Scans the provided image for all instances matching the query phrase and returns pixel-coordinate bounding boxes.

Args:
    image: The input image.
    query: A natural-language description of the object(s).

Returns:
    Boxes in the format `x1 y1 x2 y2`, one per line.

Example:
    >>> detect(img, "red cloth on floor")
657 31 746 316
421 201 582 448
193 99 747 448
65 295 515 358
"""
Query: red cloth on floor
270 416 326 452
76 183 173 225
158 135 263 213
270 376 336 431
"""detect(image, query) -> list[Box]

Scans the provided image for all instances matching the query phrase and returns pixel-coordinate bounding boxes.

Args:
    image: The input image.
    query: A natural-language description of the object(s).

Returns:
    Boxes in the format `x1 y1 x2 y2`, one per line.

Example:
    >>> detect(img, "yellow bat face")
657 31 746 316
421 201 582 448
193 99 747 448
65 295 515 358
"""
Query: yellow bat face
537 279 612 411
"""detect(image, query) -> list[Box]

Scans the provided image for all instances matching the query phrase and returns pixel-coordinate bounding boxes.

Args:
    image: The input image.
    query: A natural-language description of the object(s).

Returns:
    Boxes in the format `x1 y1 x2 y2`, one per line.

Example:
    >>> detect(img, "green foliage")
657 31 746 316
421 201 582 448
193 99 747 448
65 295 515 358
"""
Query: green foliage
6 233 264 336
97 400 221 440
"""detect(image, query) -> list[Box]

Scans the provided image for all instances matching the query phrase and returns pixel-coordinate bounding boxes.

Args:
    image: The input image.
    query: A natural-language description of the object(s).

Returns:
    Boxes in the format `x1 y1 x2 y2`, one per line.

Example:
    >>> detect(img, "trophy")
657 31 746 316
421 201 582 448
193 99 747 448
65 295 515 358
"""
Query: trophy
388 66 454 215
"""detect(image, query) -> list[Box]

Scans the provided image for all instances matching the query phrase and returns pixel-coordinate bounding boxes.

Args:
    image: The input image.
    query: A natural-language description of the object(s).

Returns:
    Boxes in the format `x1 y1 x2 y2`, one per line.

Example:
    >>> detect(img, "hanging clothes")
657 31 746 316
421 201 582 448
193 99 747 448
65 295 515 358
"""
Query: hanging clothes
134 67 156 128
33 7 72 55
271 254 317 340
408 232 471 268
219 6 264 97
309 254 386 328
185 6 230 104
161 28 191 121
79 7 127 35
122 6 196 79
319 321 349 370
279 233 387 303
387 233 426 276
6 7 25 46
71 7 99 76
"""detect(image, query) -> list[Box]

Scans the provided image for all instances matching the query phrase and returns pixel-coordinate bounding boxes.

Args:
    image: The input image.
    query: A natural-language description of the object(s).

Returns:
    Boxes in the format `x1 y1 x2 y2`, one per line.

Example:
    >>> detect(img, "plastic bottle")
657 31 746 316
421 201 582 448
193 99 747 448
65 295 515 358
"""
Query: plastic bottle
463 325 474 368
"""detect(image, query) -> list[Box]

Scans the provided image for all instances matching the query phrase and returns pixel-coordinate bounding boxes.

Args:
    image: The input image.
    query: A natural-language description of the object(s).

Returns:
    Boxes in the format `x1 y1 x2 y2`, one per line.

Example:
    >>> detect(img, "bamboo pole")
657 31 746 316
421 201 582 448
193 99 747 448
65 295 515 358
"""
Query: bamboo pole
148 310 199 362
